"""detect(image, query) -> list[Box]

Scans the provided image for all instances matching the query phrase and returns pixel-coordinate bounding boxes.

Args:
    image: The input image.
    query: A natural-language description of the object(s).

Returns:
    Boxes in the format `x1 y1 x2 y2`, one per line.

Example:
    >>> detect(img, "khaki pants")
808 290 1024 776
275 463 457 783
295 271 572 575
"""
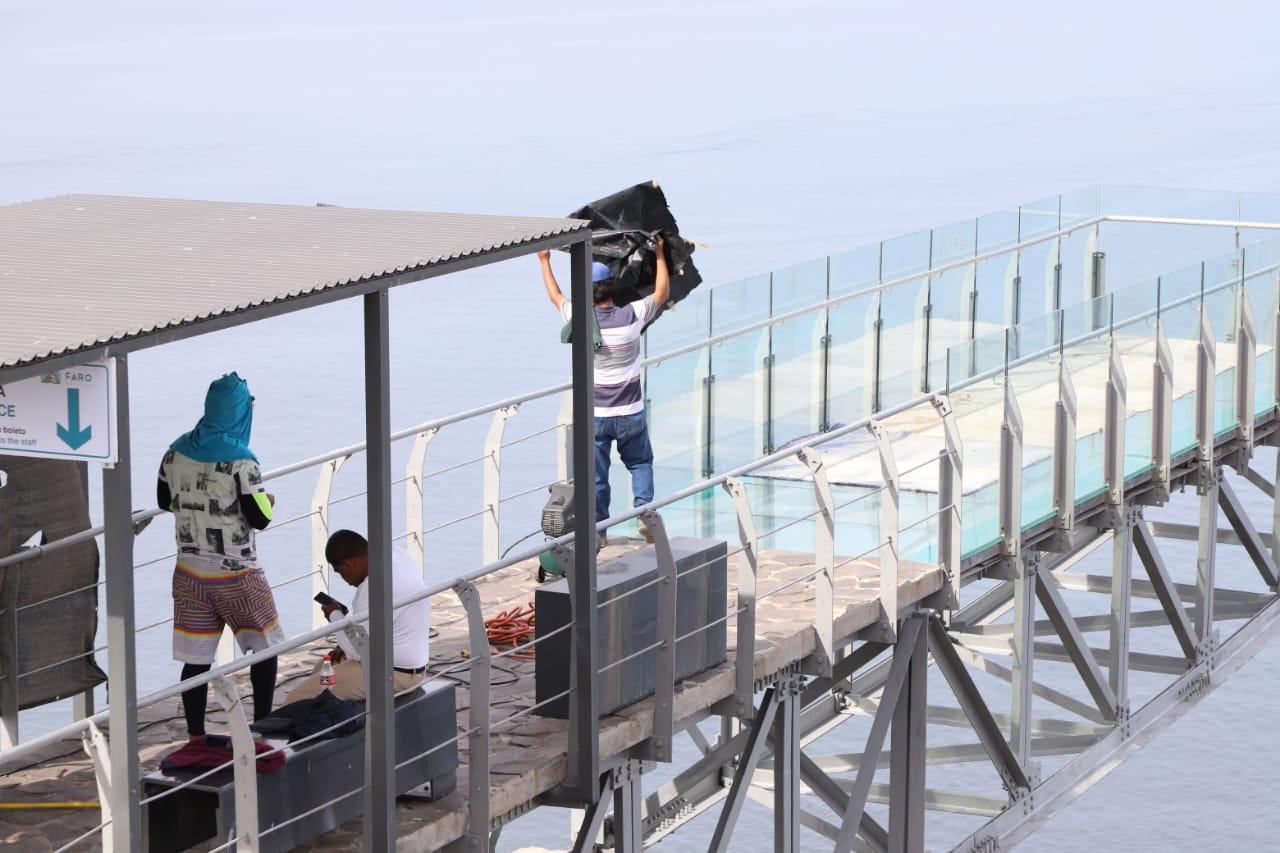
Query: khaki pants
285 658 424 704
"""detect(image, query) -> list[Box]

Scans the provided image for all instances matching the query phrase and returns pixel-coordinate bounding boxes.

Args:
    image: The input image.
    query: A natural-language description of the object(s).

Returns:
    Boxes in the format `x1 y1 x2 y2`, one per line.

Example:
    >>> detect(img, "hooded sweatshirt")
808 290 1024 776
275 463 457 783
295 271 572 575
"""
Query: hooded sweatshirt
157 373 273 568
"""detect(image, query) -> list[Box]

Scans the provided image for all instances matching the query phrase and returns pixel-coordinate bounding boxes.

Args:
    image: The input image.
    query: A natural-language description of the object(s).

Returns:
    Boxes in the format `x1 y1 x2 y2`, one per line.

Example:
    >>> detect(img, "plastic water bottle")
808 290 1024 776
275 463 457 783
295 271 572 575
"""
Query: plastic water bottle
319 655 336 689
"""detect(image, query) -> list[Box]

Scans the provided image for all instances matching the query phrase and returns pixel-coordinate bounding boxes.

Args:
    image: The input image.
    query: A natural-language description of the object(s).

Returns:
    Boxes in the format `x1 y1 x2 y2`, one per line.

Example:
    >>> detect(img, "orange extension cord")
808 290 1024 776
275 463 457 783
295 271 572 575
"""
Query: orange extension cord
485 602 537 660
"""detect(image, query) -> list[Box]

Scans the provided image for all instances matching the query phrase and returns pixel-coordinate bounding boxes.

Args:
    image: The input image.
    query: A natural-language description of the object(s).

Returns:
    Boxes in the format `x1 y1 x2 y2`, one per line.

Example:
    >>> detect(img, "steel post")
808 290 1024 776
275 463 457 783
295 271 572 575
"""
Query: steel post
639 510 676 762
1150 327 1175 501
722 477 758 715
103 355 140 852
773 678 802 853
612 761 643 853
888 613 927 853
709 686 781 853
872 424 900 640
566 237 600 801
1236 290 1257 451
455 580 490 848
362 289 395 850
403 426 439 571
310 455 348 628
999 382 1023 558
1104 340 1127 507
1195 472 1220 646
1052 362 1077 541
1109 508 1134 709
210 676 260 852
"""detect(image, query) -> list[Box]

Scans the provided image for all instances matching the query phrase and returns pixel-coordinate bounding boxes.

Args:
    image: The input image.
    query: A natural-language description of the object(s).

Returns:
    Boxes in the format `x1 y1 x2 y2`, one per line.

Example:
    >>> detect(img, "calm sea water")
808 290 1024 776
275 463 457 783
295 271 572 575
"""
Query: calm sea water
3 2 1279 849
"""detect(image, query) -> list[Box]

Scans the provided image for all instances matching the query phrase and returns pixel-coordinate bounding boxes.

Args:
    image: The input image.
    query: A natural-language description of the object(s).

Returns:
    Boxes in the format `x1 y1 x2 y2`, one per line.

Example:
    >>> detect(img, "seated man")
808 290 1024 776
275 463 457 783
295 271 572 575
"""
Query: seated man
286 529 430 702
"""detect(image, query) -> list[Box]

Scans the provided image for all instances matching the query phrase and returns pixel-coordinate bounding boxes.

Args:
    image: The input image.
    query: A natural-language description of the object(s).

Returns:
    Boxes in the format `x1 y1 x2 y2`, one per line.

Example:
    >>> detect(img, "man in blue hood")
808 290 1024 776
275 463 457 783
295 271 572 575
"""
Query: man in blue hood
158 372 285 744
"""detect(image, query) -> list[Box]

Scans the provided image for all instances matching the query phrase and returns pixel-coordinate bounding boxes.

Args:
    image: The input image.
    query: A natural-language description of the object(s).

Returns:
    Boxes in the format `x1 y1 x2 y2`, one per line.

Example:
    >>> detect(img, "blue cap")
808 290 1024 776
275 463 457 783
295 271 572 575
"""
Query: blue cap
591 262 612 283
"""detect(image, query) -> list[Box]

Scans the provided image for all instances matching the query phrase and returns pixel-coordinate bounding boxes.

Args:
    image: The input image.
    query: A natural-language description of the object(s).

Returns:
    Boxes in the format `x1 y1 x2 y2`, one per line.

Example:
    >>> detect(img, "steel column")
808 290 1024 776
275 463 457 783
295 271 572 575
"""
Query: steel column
612 761 643 853
103 354 140 852
709 686 782 853
773 678 801 853
566 237 600 800
1035 573 1116 720
1194 304 1218 647
834 616 925 853
888 612 927 853
362 290 395 850
1109 508 1135 708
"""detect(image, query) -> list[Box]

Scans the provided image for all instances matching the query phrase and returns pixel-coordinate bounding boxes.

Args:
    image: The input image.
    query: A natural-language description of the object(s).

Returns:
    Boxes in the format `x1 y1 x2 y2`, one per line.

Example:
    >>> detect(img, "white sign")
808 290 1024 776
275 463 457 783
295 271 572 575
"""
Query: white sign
0 361 117 463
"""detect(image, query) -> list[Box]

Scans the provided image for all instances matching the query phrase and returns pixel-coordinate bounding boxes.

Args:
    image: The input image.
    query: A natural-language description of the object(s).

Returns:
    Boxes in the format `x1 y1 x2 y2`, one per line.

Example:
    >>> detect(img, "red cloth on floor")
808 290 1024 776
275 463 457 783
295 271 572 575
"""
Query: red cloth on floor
160 735 285 774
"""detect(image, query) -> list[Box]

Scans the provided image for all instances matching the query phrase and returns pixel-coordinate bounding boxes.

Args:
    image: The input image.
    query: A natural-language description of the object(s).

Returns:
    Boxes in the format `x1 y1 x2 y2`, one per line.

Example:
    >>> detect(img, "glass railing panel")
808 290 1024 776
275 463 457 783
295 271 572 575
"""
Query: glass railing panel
1019 194 1061 240
1099 185 1240 220
1097 216 1235 294
712 274 770 335
1113 312 1158 479
646 348 709 494
1244 242 1280 413
949 374 1005 557
829 242 879 297
1015 237 1057 326
770 304 827 449
771 257 827 316
647 286 710 351
1237 191 1280 247
1159 287 1202 457
1160 261 1203 306
877 277 929 409
1111 276 1158 327
926 220 978 392
1063 297 1113 501
1057 186 1101 310
1006 335 1058 528
881 229 931 282
1060 186 1100 227
1204 280 1238 433
974 211 1019 337
1009 310 1062 365
710 327 769 471
827 291 877 428
947 328 1006 391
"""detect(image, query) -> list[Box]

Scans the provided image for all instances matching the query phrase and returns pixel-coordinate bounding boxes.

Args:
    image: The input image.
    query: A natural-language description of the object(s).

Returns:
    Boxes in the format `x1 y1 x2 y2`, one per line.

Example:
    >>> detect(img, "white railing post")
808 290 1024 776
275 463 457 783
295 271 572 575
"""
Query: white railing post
999 382 1024 558
210 675 260 853
310 455 348 629
1052 360 1078 546
81 721 114 853
403 426 439 571
556 390 574 483
798 447 835 675
932 396 963 616
871 423 900 642
482 405 518 564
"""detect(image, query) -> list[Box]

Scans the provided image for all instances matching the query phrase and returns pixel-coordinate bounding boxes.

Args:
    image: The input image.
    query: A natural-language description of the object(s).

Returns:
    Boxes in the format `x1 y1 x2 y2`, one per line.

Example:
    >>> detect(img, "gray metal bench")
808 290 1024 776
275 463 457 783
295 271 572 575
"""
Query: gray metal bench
141 681 457 852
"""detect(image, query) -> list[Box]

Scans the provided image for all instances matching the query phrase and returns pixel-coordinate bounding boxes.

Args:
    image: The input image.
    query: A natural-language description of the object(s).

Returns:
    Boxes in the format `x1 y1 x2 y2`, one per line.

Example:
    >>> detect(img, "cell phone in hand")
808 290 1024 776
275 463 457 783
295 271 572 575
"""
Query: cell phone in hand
314 592 348 614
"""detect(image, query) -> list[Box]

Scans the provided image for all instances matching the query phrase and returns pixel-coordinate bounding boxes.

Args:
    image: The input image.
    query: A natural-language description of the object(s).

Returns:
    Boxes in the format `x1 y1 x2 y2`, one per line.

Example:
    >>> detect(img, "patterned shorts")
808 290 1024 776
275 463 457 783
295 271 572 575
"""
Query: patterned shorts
172 559 285 665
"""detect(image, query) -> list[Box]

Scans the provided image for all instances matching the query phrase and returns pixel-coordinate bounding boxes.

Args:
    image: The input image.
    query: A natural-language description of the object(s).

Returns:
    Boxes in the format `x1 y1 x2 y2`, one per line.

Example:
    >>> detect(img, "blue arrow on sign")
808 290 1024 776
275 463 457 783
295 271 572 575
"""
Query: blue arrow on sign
56 387 93 450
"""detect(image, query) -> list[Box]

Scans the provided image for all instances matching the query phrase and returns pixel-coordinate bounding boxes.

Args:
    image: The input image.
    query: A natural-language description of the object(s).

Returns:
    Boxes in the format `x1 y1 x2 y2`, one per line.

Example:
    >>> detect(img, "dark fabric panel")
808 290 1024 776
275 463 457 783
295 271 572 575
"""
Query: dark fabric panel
565 181 703 326
0 457 107 711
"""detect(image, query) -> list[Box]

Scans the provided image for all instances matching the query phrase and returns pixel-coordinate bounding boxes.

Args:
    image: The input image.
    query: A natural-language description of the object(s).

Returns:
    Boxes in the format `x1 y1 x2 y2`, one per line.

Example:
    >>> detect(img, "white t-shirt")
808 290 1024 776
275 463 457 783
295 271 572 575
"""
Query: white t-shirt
332 545 431 670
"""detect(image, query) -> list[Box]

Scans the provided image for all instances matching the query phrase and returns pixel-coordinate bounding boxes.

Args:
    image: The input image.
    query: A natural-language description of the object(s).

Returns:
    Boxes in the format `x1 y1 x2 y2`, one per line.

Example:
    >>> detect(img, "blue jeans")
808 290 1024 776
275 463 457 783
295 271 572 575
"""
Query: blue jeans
594 412 655 523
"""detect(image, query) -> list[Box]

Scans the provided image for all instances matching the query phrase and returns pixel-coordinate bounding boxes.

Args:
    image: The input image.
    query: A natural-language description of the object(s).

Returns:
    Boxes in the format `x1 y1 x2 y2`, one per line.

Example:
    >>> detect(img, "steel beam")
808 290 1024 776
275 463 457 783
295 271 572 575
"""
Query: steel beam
566 237 600 801
798 753 888 852
1035 572 1117 719
925 617 1030 793
1126 518 1198 661
570 791 610 853
834 616 925 853
889 613 927 853
1218 476 1280 588
362 289 395 851
103 355 140 852
1146 519 1273 549
709 686 781 853
948 640 1109 725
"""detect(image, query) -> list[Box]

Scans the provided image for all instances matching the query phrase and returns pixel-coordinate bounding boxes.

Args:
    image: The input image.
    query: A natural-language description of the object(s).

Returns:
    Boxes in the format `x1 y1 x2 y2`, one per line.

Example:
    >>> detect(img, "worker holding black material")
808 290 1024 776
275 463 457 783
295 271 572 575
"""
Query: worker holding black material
538 233 669 545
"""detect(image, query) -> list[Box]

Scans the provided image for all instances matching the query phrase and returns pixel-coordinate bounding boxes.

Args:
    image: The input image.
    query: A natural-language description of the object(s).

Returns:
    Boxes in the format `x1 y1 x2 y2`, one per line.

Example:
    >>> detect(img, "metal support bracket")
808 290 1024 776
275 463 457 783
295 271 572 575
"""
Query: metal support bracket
454 580 491 849
872 423 901 642
999 382 1024 557
1149 326 1175 503
1050 361 1077 547
798 447 838 671
310 454 349 629
932 396 963 617
719 477 759 717
404 426 440 570
1104 339 1128 506
482 405 518 564
637 510 676 762
210 675 260 853
1236 288 1257 452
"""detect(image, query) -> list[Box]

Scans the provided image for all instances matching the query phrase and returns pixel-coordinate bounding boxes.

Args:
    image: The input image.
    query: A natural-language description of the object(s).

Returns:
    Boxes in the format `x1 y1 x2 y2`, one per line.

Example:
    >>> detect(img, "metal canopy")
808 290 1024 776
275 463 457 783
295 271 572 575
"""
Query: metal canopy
0 194 588 378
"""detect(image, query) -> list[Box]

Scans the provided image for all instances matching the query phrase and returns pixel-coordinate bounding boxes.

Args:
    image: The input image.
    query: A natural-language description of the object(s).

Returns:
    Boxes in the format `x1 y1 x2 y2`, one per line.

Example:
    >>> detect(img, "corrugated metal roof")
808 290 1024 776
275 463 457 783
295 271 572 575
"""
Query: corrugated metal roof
0 194 588 372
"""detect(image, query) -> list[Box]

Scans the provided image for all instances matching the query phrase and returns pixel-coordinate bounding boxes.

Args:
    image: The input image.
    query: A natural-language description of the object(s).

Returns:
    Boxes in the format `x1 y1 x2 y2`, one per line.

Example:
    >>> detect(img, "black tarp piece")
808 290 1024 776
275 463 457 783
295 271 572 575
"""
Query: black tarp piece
566 181 702 320
0 457 106 711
